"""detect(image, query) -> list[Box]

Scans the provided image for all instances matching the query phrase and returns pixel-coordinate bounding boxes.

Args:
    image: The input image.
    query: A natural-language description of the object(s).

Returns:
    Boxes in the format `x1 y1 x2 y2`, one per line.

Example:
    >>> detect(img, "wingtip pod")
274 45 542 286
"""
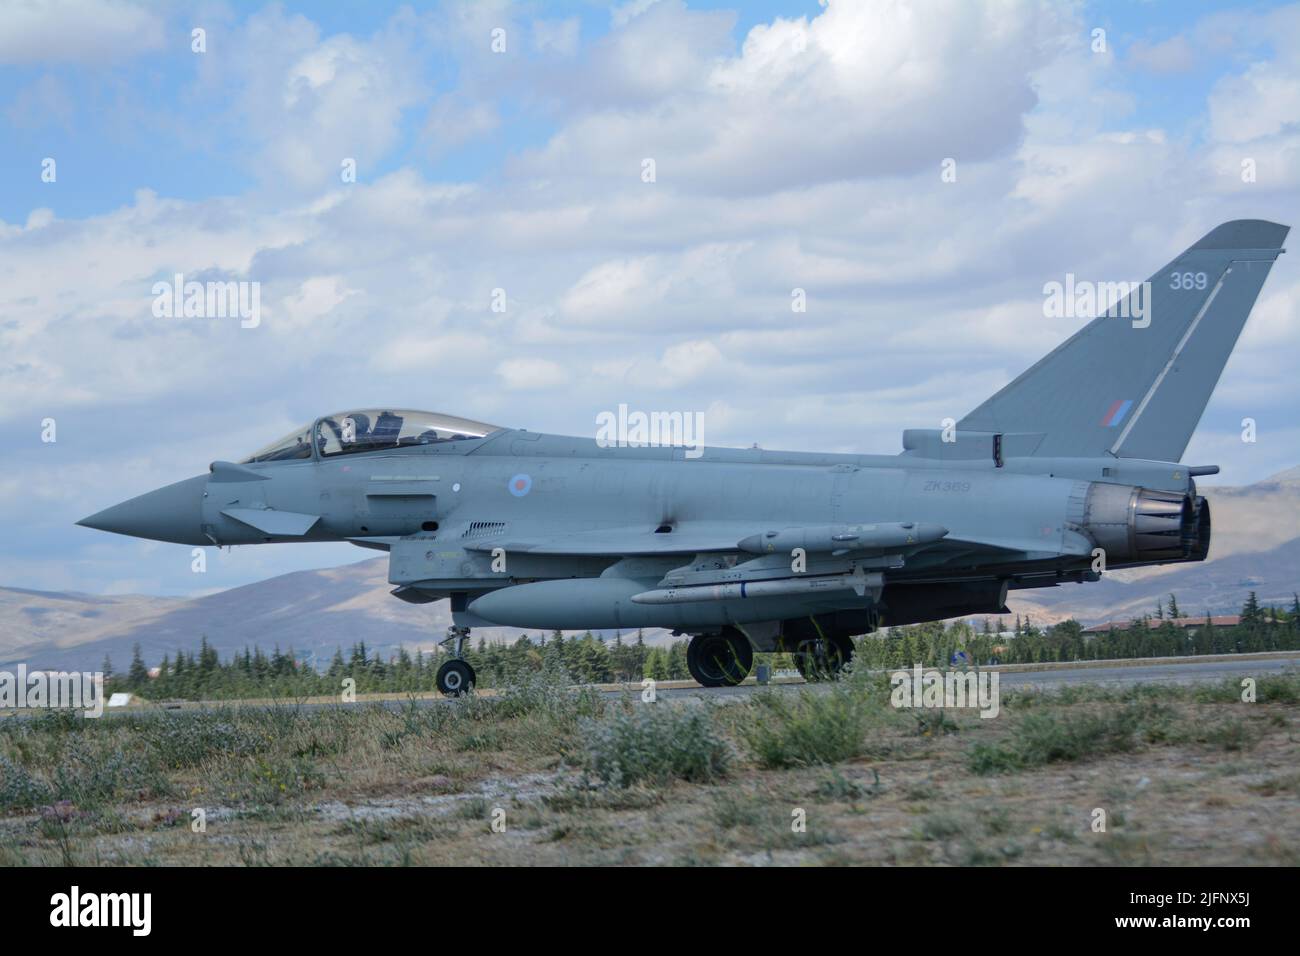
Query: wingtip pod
1190 219 1289 251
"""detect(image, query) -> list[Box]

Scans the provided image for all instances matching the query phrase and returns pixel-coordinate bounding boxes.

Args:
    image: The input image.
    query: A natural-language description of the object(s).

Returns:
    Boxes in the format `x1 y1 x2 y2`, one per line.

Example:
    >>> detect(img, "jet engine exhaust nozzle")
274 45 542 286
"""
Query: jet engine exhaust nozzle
1082 482 1210 565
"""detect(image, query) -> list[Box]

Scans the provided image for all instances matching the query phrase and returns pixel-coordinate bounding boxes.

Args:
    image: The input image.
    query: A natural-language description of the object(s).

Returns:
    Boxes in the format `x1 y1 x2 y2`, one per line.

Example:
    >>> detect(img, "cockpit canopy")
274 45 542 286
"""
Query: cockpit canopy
241 410 502 463
315 409 501 457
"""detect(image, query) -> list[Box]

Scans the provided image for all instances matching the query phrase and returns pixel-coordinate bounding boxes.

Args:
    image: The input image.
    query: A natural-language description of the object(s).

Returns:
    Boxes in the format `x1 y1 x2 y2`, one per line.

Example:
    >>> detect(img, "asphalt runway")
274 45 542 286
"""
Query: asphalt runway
4 653 1296 719
155 652 1300 712
992 654 1300 690
649 653 1300 702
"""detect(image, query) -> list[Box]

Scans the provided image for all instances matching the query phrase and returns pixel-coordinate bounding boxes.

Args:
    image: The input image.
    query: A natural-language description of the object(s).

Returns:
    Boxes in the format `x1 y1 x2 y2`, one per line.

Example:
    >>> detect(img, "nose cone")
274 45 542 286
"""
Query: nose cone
77 474 209 545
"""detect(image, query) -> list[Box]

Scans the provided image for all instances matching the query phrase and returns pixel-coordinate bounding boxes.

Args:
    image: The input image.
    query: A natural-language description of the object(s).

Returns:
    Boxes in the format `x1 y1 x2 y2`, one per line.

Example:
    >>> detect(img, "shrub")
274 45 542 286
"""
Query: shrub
142 712 266 769
479 662 607 756
581 704 730 787
494 660 605 725
1195 716 1262 752
737 682 886 769
51 740 166 807
1256 673 1300 705
968 705 1144 774
0 754 53 810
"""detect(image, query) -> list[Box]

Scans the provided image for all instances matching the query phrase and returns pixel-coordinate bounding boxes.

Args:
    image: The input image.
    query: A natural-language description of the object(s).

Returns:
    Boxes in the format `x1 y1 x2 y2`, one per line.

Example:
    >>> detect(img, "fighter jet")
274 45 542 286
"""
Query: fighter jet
79 220 1289 694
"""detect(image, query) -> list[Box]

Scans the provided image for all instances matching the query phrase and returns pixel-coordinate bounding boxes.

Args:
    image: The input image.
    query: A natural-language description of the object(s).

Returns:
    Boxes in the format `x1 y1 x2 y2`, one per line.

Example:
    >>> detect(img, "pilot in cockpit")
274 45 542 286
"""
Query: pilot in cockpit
315 412 372 455
343 412 372 449
301 409 501 458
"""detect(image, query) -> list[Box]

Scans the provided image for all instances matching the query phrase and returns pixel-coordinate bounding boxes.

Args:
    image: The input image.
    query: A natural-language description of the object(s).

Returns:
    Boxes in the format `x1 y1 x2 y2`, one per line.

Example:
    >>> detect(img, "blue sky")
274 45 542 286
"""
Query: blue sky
1 0 832 222
2 0 1299 597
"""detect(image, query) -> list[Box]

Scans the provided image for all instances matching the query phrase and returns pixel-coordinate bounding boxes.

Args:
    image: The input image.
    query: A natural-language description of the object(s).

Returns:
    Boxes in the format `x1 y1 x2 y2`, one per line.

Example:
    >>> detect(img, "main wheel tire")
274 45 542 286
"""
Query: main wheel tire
687 629 753 687
436 659 475 696
793 634 854 682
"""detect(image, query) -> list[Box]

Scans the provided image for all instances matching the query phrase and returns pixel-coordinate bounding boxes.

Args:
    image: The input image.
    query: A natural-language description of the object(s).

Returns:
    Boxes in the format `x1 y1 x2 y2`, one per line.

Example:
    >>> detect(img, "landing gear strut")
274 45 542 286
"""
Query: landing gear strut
436 626 476 696
792 633 854 681
687 627 753 688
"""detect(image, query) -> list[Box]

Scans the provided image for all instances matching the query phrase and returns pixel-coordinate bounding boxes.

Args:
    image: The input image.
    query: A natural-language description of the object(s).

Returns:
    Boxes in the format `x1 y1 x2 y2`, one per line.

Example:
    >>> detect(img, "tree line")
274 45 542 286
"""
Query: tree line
855 591 1300 669
103 591 1300 700
105 630 699 700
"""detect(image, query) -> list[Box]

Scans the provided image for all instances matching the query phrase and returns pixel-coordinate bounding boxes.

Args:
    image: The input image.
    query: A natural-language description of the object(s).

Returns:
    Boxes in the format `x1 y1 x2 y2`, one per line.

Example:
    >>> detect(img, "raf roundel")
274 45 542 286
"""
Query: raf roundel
508 473 532 497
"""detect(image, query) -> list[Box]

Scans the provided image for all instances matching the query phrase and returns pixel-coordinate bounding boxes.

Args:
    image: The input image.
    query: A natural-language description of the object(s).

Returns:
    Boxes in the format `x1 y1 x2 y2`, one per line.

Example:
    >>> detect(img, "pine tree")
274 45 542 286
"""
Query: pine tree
667 641 689 680
1167 593 1181 620
328 647 346 678
198 636 219 673
127 643 149 690
1241 591 1264 629
647 647 669 681
101 654 113 679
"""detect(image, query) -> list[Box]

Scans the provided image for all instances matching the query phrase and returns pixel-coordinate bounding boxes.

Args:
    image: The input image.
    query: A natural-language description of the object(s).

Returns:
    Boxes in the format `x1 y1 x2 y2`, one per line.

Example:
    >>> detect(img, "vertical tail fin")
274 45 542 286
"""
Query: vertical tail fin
958 219 1289 461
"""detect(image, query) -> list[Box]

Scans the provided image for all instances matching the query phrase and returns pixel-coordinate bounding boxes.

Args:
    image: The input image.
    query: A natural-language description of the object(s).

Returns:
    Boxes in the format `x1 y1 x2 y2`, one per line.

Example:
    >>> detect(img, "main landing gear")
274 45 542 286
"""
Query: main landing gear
436 625 476 696
792 633 854 682
687 627 753 688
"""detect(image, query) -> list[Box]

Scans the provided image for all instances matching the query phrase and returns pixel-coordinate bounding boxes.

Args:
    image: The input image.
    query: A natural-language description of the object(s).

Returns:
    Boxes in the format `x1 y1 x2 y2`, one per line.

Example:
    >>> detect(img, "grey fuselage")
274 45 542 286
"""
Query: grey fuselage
106 428 1207 649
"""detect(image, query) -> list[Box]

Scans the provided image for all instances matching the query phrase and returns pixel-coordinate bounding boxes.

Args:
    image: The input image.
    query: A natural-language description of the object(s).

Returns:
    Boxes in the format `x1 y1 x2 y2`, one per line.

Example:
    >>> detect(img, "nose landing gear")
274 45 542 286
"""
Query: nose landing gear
436 625 477 696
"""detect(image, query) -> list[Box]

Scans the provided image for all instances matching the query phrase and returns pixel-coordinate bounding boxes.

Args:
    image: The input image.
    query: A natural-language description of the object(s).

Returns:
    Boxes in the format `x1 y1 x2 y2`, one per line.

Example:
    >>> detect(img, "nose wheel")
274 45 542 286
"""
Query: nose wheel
435 659 475 696
436 626 477 696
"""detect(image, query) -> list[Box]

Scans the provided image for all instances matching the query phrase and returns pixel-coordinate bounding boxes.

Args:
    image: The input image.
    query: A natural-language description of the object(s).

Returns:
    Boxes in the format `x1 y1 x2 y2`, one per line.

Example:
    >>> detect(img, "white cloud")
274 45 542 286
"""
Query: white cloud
1208 62 1300 143
611 0 662 29
1197 7 1300 190
558 242 751 328
1127 35 1196 74
279 276 357 330
195 7 430 192
533 17 580 56
513 0 1064 194
496 357 569 389
0 0 163 64
4 73 75 129
593 339 726 388
423 93 500 156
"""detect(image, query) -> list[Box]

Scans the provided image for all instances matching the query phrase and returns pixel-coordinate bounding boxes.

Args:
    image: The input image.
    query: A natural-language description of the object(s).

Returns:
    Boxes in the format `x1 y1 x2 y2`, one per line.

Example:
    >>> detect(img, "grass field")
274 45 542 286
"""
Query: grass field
1 666 1297 866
